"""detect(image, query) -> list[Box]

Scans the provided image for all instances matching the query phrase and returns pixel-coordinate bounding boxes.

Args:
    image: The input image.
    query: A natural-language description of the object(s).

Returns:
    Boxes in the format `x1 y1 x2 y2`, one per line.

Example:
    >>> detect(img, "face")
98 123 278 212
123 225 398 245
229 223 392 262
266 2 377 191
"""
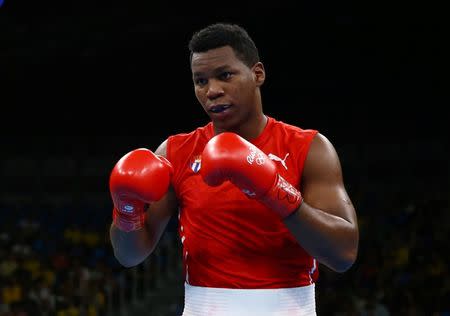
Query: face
191 46 265 133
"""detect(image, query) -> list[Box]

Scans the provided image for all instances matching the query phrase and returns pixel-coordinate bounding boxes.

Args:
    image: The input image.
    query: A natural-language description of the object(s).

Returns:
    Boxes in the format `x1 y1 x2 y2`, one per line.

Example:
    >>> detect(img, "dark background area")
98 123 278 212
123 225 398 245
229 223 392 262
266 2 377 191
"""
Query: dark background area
1 0 446 212
0 0 448 315
2 1 446 136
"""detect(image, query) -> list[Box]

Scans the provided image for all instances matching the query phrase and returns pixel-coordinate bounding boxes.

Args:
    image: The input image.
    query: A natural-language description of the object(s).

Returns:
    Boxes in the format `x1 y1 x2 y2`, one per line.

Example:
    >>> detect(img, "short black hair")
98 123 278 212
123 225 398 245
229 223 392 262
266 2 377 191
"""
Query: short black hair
188 23 260 68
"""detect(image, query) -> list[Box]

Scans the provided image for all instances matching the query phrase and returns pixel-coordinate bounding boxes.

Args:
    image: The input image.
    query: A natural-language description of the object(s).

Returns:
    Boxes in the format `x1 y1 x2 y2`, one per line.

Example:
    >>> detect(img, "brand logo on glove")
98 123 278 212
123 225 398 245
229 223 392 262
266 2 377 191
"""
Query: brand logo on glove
122 205 134 213
277 176 301 203
247 146 265 165
242 188 256 197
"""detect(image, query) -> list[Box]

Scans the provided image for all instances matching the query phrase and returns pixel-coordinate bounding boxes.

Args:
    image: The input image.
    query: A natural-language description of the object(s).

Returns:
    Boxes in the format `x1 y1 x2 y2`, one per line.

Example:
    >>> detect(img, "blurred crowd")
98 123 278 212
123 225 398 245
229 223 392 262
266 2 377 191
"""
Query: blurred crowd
0 139 448 316
317 187 449 315
0 204 181 316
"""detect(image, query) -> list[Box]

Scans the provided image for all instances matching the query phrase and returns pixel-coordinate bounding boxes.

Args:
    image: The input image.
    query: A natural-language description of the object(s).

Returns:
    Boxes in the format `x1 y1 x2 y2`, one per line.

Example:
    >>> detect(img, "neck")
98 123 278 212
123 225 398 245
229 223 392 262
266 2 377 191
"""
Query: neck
214 112 268 141
241 112 268 141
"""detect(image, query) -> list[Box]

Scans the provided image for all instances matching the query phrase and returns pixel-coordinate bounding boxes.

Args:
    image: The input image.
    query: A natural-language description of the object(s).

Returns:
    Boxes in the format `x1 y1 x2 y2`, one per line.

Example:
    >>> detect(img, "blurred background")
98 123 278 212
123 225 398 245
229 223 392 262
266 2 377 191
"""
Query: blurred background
1 0 448 315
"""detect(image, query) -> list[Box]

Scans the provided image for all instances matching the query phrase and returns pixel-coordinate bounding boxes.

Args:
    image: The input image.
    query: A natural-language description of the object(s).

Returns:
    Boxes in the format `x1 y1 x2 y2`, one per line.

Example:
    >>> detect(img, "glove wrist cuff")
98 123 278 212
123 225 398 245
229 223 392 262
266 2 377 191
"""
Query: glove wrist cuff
260 174 303 219
113 207 146 232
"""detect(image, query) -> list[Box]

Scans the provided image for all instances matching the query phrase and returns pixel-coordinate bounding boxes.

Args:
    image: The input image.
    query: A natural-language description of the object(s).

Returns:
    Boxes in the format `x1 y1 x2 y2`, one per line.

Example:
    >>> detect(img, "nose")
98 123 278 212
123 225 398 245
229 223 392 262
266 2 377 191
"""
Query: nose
206 79 224 100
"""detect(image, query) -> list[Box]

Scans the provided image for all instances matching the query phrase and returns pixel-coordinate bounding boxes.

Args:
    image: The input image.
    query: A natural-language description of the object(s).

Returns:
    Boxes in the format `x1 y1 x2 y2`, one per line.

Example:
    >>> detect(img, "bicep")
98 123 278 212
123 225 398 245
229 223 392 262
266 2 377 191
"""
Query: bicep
146 139 179 242
301 133 356 224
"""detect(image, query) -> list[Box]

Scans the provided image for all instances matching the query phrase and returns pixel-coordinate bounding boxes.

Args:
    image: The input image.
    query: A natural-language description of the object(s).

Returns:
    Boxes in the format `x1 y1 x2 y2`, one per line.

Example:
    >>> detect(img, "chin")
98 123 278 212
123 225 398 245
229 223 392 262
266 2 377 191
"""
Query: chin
211 117 238 132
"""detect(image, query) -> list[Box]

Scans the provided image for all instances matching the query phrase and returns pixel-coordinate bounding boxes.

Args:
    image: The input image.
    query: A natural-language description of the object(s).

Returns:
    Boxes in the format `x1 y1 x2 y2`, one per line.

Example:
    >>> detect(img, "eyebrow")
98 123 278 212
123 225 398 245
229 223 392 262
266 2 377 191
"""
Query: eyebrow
193 65 232 78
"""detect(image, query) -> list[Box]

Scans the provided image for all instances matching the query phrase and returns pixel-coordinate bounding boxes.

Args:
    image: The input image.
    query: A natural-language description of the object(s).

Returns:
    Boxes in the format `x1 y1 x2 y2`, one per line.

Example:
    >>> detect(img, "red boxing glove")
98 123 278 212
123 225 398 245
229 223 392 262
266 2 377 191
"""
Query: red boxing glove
109 148 173 232
200 132 302 218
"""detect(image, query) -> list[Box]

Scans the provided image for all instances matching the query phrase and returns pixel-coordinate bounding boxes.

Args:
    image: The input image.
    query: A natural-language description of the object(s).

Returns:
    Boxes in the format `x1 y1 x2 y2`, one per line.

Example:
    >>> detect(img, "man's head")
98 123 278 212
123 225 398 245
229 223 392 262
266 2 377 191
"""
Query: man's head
188 23 266 137
189 23 260 69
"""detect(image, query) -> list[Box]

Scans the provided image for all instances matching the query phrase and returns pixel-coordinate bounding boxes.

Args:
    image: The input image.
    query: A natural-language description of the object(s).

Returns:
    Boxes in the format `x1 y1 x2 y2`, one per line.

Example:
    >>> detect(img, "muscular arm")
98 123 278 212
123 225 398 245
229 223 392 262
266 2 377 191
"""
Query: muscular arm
283 133 359 272
109 140 179 267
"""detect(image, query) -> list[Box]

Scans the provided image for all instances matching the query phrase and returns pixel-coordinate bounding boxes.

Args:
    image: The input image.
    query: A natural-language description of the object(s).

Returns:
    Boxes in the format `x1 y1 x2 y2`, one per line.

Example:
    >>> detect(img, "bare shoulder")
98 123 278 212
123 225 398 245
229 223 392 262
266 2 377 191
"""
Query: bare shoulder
301 133 355 219
154 139 169 157
310 132 337 153
303 132 343 180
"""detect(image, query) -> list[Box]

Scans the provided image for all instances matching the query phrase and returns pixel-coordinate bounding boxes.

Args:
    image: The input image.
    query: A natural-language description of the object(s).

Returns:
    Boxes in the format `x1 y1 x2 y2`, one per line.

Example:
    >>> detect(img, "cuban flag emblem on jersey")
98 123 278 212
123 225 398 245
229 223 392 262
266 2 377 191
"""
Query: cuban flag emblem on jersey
191 155 202 173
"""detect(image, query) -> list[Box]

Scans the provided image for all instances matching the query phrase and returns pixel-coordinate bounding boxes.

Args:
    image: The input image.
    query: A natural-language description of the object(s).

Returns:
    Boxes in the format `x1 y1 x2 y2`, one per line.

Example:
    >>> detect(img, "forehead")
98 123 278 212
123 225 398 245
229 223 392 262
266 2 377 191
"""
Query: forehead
191 46 244 72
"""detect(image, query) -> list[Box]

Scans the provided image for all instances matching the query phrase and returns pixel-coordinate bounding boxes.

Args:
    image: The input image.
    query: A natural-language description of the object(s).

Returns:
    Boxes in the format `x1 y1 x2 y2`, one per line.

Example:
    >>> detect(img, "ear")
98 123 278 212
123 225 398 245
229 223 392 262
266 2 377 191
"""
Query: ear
252 62 265 87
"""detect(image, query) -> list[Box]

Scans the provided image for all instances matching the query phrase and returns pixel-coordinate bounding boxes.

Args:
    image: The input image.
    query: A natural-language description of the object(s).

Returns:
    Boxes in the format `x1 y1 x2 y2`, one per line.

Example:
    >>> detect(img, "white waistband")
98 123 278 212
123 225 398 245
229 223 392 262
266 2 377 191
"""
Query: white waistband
182 283 316 316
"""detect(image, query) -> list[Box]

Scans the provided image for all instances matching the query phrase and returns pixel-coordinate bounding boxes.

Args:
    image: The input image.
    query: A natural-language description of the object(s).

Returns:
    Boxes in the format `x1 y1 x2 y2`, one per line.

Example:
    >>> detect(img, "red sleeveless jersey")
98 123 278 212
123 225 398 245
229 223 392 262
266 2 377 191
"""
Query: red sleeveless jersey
166 116 319 289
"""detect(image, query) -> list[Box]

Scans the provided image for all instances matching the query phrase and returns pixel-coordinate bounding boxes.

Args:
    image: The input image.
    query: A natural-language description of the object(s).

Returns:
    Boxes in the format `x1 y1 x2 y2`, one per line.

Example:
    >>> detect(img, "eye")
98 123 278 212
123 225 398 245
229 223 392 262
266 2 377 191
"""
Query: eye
194 78 208 86
219 72 232 80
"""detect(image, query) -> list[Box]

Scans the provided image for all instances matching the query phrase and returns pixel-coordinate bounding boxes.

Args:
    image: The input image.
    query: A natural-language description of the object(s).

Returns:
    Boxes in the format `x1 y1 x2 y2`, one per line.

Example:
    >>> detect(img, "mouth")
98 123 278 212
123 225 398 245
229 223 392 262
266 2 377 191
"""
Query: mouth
208 104 232 113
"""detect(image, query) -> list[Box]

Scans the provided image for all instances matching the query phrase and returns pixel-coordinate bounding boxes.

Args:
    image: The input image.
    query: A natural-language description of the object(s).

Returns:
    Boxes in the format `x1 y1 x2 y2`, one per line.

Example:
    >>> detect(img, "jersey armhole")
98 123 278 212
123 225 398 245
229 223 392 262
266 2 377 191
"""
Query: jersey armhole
166 136 178 189
296 130 319 183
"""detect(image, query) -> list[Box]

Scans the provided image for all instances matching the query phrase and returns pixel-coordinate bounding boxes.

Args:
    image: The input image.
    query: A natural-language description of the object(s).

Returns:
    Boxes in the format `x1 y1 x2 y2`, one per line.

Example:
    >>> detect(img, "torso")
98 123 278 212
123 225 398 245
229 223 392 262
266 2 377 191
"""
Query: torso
167 116 318 289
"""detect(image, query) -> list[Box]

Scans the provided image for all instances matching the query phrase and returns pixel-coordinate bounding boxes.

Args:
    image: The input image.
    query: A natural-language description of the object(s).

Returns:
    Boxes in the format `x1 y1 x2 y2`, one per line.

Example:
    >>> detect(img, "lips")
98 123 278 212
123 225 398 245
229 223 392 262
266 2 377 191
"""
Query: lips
209 104 231 113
